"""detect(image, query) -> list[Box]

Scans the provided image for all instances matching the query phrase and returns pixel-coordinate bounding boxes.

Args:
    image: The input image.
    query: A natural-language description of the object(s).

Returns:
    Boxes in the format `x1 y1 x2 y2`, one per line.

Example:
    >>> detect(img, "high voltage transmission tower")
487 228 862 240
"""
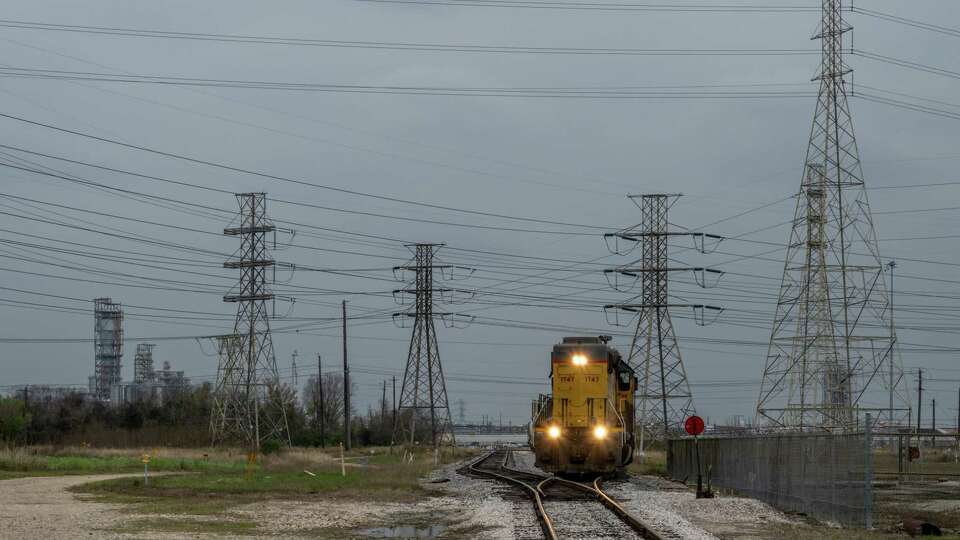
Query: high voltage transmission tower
391 243 474 448
211 193 291 450
604 194 723 449
756 0 909 431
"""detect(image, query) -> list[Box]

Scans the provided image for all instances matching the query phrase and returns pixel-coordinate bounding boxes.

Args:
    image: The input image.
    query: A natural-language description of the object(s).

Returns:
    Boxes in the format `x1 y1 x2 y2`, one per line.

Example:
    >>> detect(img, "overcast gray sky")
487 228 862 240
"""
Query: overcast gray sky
1 0 958 426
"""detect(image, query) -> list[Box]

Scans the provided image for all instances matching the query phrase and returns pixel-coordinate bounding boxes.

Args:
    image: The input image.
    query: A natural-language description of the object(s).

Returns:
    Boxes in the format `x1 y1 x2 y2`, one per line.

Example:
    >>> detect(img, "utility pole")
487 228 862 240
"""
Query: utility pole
392 375 397 434
932 398 936 449
888 261 896 428
381 380 388 425
317 354 324 447
291 350 299 392
917 369 923 436
343 300 351 451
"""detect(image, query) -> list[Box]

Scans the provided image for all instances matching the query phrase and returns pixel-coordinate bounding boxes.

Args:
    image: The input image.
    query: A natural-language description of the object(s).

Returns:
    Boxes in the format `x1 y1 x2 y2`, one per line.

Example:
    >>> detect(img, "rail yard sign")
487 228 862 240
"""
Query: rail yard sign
684 415 705 437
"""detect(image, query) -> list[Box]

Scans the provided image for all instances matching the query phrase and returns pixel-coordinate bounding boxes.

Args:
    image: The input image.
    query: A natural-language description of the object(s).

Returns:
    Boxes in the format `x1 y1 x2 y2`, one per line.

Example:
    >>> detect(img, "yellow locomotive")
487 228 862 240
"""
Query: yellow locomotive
530 336 637 475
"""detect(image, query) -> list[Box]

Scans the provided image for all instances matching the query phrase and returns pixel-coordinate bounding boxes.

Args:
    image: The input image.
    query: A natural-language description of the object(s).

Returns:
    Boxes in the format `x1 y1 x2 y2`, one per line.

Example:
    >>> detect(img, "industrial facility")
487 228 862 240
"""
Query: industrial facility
88 299 189 404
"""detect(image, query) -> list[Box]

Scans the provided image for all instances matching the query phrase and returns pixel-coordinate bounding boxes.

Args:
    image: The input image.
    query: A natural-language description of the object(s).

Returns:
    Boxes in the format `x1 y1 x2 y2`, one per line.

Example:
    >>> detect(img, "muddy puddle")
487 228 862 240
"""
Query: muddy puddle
360 524 448 538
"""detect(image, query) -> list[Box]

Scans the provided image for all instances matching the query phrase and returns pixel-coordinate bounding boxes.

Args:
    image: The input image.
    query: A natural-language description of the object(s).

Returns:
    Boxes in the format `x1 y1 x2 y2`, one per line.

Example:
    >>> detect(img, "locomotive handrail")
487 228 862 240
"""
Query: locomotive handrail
606 397 627 429
606 397 629 449
530 397 551 428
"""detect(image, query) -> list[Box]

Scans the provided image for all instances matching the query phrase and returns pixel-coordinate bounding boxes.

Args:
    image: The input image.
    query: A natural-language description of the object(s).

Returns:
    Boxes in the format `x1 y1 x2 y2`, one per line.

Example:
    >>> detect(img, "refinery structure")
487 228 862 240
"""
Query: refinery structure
88 298 189 404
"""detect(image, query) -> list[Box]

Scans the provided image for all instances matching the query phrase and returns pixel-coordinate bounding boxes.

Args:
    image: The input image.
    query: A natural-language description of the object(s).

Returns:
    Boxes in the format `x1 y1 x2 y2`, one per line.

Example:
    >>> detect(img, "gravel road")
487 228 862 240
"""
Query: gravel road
0 474 133 540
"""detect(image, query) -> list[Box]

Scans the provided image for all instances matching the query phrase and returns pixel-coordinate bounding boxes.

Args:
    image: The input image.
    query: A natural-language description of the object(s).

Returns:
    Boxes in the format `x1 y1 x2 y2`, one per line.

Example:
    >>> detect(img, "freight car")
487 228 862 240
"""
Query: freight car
529 336 636 475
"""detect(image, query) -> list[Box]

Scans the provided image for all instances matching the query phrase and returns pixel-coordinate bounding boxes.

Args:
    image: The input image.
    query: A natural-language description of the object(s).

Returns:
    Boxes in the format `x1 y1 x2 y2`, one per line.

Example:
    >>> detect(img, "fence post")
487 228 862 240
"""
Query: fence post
865 413 873 529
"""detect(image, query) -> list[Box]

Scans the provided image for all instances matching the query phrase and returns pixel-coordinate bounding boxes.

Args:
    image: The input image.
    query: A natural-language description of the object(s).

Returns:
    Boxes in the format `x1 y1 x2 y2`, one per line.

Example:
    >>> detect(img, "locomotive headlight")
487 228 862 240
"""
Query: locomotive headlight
593 425 608 440
571 354 588 366
547 425 561 439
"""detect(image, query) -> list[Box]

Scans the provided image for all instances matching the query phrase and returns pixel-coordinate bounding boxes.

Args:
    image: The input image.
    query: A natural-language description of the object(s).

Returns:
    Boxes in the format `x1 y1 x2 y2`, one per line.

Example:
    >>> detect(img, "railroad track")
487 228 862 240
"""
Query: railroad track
465 448 666 540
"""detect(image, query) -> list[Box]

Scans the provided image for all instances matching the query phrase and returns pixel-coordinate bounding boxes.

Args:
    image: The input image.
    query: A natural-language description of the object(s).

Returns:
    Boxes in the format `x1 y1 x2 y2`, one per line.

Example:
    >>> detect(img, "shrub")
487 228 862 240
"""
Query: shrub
260 439 283 455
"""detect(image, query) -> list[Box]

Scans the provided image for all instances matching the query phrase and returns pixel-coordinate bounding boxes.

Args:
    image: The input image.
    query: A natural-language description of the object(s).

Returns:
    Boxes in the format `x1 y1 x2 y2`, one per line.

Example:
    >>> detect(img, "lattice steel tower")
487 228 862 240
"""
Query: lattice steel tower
755 0 908 430
211 193 291 449
392 244 468 448
93 297 123 401
605 195 722 444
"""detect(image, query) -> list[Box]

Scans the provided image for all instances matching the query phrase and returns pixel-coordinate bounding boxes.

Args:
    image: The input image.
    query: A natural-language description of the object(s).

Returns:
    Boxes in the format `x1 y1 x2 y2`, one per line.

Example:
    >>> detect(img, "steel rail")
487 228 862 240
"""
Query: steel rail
538 476 665 540
467 450 558 540
593 477 665 540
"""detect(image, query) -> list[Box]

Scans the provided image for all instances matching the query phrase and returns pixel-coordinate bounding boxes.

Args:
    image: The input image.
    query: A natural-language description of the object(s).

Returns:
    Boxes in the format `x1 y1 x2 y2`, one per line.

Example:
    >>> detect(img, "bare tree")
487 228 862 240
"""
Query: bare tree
303 373 346 438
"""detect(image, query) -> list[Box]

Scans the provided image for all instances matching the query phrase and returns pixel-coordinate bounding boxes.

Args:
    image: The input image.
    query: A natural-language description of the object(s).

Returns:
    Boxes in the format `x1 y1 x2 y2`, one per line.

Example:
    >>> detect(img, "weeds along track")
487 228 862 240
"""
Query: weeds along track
464 448 667 540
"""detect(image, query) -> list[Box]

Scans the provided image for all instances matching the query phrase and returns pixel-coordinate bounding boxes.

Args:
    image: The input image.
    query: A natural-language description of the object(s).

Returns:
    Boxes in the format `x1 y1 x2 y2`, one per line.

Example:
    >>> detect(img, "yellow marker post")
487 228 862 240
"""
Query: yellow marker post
245 451 258 479
141 453 150 486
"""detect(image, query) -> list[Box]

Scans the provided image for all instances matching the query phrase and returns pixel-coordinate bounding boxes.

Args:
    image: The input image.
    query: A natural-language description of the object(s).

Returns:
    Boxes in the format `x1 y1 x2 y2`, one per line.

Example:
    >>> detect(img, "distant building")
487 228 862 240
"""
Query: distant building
93 298 124 401
110 353 191 406
90 330 191 406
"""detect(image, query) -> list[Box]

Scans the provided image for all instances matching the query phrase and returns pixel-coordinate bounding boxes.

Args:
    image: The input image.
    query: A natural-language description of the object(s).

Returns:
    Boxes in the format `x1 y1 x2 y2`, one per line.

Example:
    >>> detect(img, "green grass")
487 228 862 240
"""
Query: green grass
29 455 241 474
0 447 246 476
71 447 470 519
874 448 960 476
111 517 258 536
78 464 432 500
628 450 667 477
0 444 475 538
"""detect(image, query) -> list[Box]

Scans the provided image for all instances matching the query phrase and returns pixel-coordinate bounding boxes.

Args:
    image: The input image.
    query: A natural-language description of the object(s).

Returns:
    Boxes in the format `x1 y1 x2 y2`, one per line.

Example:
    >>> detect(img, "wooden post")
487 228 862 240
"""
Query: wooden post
343 300 351 451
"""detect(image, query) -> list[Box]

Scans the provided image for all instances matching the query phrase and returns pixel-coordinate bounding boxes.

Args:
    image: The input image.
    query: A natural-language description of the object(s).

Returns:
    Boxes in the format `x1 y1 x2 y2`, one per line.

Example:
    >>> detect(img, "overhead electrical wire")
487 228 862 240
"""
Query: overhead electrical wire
0 18 817 56
0 67 817 99
353 0 820 13
851 6 960 39
0 36 661 198
0 112 620 231
0 157 604 237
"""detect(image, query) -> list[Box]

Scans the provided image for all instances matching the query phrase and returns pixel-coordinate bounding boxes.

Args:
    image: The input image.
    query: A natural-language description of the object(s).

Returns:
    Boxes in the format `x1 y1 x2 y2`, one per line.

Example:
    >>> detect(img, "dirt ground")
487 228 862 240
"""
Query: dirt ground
0 464 513 539
0 474 137 539
0 453 932 539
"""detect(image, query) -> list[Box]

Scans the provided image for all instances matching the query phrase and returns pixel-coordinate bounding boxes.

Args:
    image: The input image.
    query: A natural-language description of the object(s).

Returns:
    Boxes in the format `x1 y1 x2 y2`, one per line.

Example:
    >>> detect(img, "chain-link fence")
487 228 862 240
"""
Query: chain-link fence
667 425 873 527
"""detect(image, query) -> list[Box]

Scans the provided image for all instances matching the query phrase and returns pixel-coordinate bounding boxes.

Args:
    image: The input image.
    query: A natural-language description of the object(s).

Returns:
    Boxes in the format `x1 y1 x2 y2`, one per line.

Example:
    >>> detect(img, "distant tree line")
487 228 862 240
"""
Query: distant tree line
0 372 397 448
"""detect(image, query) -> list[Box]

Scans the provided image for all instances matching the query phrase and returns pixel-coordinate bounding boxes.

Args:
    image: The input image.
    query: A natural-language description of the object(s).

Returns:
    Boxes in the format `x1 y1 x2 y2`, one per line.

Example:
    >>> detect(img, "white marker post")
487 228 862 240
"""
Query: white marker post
142 454 150 486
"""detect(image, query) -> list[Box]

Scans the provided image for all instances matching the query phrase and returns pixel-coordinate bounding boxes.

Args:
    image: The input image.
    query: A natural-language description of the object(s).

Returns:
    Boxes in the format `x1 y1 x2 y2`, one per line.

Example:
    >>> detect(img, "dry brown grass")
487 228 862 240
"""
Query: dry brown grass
0 447 45 470
9 445 241 460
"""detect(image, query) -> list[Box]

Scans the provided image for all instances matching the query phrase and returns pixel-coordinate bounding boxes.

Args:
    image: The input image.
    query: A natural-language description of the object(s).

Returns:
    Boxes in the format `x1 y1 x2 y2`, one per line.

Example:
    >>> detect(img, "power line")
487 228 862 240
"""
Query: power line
355 0 820 13
0 112 623 230
852 6 960 39
0 67 817 99
0 19 818 55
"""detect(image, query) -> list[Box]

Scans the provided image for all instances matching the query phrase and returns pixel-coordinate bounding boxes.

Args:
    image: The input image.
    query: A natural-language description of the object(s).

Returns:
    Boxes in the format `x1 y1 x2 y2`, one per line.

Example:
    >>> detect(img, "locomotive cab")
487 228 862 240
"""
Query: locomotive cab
530 336 636 475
